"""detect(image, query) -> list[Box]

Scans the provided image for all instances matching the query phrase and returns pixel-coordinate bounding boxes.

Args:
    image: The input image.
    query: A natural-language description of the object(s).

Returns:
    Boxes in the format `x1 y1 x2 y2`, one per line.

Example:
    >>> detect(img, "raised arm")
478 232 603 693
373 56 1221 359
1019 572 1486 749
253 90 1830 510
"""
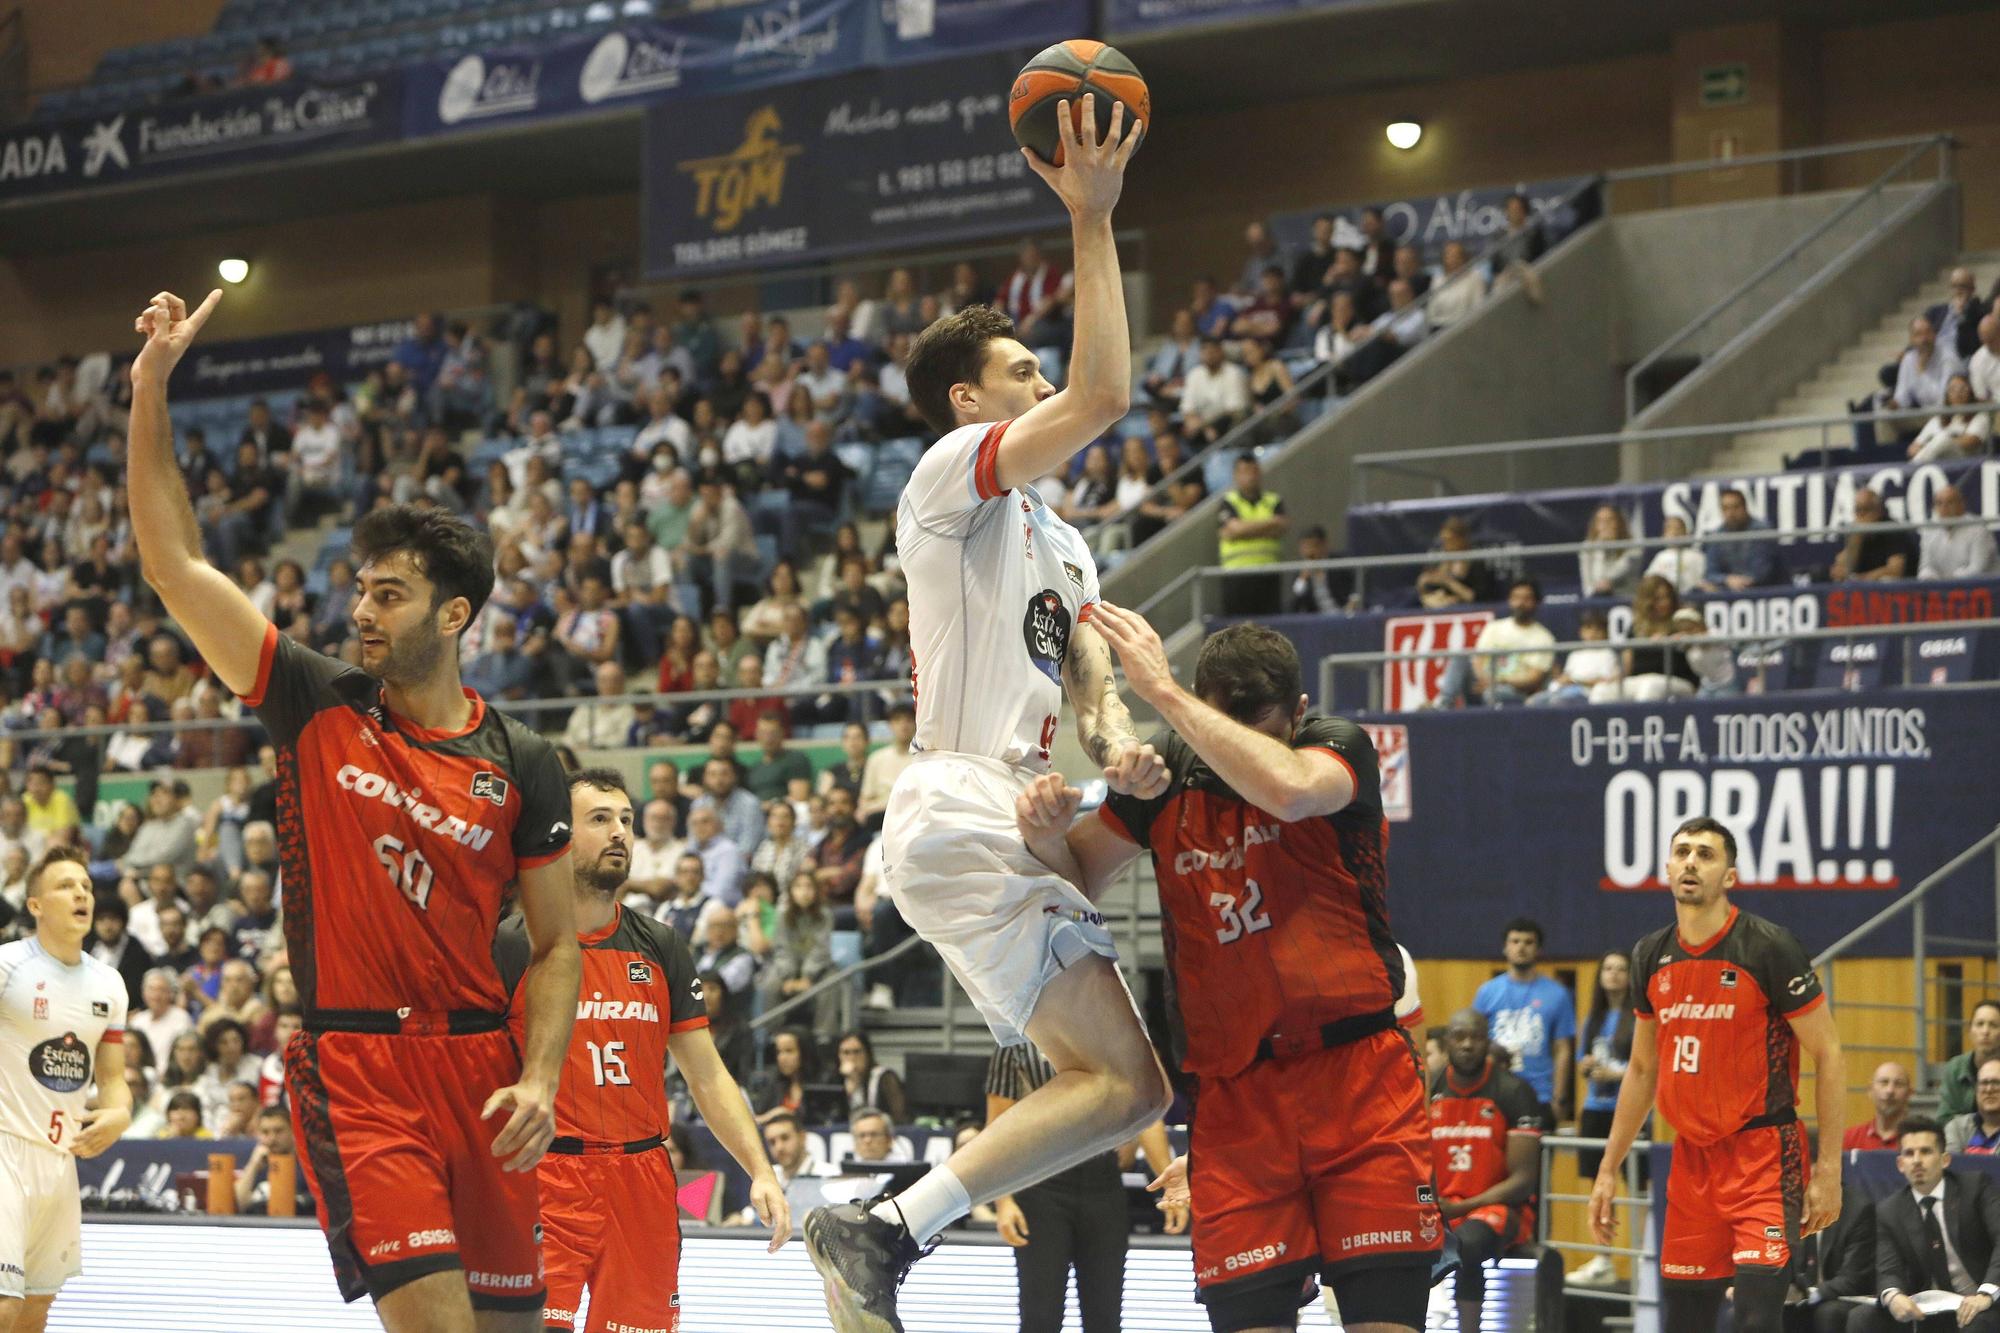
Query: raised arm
127 291 272 697
481 853 579 1173
993 97 1142 492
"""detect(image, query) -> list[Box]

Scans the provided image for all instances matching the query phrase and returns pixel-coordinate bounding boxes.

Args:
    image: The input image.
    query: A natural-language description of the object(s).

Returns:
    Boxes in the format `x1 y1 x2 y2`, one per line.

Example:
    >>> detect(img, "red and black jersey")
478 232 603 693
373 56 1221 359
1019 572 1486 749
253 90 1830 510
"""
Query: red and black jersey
1428 1058 1548 1203
1631 906 1825 1146
1099 714 1403 1080
496 906 707 1144
241 626 571 1022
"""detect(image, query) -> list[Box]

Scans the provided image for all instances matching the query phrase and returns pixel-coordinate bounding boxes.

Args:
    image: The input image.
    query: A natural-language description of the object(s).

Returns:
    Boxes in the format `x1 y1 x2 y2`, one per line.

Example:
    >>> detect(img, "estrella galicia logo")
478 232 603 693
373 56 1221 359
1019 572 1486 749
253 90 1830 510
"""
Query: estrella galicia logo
30 1033 90 1093
470 771 509 806
1023 588 1071 683
628 961 653 985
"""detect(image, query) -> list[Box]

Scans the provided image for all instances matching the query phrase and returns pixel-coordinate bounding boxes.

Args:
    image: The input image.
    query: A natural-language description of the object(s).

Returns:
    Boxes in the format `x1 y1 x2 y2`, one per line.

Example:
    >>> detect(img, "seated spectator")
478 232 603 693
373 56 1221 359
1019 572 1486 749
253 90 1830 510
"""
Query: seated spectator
1316 247 1383 326
1144 309 1200 409
1927 267 1988 363
248 967 295 1056
693 755 765 859
1971 314 2000 404
758 870 838 1043
817 722 870 801
1133 433 1201 545
751 800 809 898
1641 515 1705 594
1919 485 1999 579
122 1064 164 1138
757 1111 835 1220
183 928 232 1007
699 967 754 1080
809 786 870 916
745 712 813 804
819 608 885 725
235 1105 308 1214
847 1108 905 1166
1370 278 1429 353
1415 516 1496 608
159 1089 211 1139
1700 488 1781 591
621 799 684 909
1941 1002 2000 1119
694 906 757 1017
681 472 761 614
89 898 151 1005
1427 241 1488 328
230 873 278 965
1186 274 1233 340
1287 525 1341 613
1312 290 1368 377
1887 315 1964 418
1527 611 1623 706
748 1027 819 1122
1004 239 1074 350
1672 606 1735 698
779 421 853 556
656 852 712 940
195 1018 261 1132
1579 504 1643 599
1227 267 1294 346
1621 575 1698 700
1058 444 1120 528
1241 339 1296 440
740 560 806 643
1946 1059 2000 1157
683 803 745 907
21 764 78 848
1831 487 1917 581
1843 1060 1913 1151
725 655 790 739
1179 339 1251 445
129 966 192 1077
563 661 636 751
240 36 293 85
1909 375 1992 463
217 1079 260 1138
837 1031 907 1124
857 704 916 831
1431 578 1556 708
1112 439 1161 529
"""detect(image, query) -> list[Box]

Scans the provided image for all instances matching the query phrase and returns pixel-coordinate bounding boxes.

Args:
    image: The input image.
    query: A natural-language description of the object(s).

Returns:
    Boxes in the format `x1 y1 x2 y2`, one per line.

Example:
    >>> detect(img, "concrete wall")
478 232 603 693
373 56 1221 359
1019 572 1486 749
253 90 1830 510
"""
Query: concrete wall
1632 181 1959 475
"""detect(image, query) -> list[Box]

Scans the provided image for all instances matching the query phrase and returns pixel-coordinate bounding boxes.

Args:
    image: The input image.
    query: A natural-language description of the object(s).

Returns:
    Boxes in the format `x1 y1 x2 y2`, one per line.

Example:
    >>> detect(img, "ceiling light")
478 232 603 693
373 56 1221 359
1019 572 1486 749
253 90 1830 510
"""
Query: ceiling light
1385 121 1423 151
217 257 250 284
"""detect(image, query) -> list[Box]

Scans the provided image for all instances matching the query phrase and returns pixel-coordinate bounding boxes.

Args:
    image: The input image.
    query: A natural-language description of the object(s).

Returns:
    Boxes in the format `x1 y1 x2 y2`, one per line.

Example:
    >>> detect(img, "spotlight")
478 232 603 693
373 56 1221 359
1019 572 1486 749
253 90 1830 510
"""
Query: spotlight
217 258 250 285
1385 121 1423 151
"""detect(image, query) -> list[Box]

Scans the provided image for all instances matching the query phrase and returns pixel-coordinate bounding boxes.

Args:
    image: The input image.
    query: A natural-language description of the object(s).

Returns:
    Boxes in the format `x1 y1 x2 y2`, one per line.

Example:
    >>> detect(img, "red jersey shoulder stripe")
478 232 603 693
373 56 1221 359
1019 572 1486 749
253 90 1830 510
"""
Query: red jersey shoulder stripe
1785 990 1827 1020
516 844 570 871
669 1015 710 1034
973 420 1010 501
242 622 281 708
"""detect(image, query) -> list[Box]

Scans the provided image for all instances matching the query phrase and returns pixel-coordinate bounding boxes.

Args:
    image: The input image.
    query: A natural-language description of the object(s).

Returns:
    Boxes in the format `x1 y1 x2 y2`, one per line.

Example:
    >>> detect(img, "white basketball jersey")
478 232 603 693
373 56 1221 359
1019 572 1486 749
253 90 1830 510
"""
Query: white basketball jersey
897 420 1102 771
0 938 126 1153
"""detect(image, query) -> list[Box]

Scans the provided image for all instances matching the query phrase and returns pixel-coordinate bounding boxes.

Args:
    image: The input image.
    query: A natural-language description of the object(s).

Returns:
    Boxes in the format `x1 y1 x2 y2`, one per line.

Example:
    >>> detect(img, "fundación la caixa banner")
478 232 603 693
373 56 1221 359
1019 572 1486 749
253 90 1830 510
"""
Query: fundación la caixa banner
641 51 1067 280
1352 688 1998 960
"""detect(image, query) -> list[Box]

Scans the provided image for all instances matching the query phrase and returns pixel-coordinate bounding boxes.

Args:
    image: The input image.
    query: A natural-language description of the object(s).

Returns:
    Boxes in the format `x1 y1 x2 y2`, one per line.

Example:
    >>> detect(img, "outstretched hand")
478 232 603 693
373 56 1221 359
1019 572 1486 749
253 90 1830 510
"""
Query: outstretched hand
1088 601 1176 708
132 289 222 388
1021 94 1143 222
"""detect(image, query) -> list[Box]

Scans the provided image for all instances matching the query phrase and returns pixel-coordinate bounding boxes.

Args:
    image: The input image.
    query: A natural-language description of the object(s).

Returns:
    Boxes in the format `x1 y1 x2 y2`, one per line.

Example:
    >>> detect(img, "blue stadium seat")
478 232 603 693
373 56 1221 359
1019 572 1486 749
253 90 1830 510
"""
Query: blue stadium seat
510 11 546 39
471 18 509 45
392 0 430 22
361 36 400 66
35 90 76 121
394 30 434 59
357 1 395 30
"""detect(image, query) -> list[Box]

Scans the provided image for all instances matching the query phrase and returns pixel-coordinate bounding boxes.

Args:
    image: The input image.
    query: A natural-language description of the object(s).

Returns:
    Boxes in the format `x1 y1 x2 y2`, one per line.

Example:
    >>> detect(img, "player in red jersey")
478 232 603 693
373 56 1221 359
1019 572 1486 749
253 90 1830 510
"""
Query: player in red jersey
496 769 790 1333
1589 816 1845 1333
1429 1009 1549 1333
1015 615 1441 1333
128 290 582 1333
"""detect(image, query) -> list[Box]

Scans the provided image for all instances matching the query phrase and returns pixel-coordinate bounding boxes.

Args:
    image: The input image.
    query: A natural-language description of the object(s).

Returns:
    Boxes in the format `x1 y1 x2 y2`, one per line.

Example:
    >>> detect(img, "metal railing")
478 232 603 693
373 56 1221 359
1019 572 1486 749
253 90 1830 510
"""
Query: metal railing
1813 822 2000 1093
1349 403 1989 507
1624 134 1955 419
1539 1133 1656 1311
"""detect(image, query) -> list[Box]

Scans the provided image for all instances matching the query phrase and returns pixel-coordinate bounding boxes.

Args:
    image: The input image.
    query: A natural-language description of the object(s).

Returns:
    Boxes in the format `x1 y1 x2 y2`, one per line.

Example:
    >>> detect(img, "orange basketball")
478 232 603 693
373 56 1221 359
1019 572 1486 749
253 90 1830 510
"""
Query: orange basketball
1008 40 1150 167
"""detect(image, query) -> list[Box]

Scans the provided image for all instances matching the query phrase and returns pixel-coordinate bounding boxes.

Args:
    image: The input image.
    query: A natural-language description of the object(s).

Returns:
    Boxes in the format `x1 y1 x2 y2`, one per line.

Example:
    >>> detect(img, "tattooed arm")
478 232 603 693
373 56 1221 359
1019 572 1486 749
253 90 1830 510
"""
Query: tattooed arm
1064 619 1169 797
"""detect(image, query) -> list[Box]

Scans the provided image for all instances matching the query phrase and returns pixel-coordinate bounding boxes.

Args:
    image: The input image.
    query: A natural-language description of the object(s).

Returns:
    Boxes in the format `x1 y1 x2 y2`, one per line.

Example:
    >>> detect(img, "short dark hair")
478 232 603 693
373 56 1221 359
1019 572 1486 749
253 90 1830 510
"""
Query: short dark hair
1503 916 1544 945
256 1104 289 1123
1720 487 1748 505
887 702 914 723
352 504 496 627
1897 1115 1946 1149
905 305 1016 436
166 1090 203 1116
763 1110 801 1134
1671 816 1739 866
1193 623 1301 724
568 767 629 799
1509 577 1542 601
1973 999 2000 1023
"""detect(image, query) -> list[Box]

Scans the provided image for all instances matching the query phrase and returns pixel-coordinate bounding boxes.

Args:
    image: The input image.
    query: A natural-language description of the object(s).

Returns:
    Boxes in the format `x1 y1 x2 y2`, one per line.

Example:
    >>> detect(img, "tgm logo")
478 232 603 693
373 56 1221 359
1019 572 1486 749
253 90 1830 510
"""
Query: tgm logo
438 54 542 125
579 31 685 103
677 107 801 233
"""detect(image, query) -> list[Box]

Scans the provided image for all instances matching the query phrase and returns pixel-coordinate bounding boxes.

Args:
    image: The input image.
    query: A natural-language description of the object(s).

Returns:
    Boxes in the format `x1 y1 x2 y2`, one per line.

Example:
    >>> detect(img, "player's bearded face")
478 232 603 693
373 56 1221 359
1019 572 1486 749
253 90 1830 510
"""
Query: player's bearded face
359 597 449 684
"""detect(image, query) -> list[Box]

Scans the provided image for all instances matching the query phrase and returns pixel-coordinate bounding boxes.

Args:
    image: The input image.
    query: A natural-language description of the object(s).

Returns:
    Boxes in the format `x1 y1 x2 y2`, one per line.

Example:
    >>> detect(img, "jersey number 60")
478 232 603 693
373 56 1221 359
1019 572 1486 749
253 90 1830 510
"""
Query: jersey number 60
372 834 435 911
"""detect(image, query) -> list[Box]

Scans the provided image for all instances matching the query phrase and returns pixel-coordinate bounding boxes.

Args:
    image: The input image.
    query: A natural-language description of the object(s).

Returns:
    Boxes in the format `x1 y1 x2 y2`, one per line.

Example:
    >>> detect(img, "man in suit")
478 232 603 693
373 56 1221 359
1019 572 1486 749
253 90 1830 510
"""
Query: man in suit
1927 270 1988 364
1857 1117 2000 1333
1787 1180 1876 1333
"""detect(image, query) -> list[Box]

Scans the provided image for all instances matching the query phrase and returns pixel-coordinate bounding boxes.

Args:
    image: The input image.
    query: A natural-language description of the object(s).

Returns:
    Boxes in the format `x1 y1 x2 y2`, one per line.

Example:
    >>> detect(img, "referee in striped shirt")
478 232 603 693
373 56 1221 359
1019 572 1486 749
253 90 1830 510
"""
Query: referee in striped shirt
987 1044 1186 1332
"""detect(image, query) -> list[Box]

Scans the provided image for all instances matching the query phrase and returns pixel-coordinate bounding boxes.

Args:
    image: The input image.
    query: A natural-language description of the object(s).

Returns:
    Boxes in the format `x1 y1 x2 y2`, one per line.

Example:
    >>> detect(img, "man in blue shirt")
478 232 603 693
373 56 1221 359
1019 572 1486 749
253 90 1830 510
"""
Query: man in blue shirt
1473 916 1577 1121
1701 488 1783 591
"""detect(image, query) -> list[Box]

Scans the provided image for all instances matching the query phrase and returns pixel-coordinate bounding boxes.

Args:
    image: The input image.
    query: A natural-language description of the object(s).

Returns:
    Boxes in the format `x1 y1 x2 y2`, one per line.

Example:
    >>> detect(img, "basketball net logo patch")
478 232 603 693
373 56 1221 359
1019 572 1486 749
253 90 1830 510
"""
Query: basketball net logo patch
470 771 509 806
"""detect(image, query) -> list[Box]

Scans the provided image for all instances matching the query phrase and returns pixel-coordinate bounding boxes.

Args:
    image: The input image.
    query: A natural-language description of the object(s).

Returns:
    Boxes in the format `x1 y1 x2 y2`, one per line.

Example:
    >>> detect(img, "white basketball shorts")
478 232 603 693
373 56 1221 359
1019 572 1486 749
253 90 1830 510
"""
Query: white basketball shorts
882 751 1122 1046
0 1131 82 1298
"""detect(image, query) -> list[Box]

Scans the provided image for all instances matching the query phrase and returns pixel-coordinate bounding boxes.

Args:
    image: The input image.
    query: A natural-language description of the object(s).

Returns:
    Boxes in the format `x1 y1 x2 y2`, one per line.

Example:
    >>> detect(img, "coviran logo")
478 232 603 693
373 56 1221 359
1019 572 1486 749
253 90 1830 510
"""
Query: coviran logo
677 106 802 233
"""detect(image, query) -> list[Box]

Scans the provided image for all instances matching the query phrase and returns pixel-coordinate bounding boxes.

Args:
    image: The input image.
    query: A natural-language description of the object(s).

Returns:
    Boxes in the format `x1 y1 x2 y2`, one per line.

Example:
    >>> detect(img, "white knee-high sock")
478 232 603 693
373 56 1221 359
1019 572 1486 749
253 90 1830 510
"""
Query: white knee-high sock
870 1165 971 1244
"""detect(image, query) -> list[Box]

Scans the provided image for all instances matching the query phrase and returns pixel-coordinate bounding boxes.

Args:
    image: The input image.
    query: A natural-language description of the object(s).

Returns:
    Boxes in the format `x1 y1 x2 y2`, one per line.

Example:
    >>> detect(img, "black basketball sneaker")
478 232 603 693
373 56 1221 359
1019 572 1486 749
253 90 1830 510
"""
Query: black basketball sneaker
803 1199 931 1333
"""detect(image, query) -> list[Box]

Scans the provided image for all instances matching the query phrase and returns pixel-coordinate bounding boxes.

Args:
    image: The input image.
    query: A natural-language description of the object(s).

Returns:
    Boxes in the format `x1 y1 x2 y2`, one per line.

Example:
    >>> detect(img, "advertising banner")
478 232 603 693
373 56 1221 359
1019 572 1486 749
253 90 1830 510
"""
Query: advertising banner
0 73 402 202
1104 0 1314 37
1268 174 1598 271
1222 577 2000 712
871 0 1092 64
156 317 419 401
1347 457 2000 593
1337 687 1998 958
642 52 1065 279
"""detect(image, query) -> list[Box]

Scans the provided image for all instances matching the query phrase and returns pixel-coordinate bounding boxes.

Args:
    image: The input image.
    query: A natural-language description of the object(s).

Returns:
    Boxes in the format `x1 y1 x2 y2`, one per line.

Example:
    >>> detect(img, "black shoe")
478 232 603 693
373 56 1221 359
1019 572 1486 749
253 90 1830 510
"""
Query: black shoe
803 1200 928 1333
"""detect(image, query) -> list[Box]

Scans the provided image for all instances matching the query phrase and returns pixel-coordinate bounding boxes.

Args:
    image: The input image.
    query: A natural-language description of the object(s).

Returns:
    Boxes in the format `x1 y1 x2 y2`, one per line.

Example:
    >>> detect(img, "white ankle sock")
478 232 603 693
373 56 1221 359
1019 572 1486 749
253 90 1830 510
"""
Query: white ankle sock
871 1165 970 1244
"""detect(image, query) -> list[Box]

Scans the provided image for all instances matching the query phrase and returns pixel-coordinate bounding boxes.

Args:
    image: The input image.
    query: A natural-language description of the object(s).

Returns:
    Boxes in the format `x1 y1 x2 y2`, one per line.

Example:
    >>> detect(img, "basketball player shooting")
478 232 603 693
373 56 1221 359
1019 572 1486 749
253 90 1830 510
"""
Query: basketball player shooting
803 94 1173 1333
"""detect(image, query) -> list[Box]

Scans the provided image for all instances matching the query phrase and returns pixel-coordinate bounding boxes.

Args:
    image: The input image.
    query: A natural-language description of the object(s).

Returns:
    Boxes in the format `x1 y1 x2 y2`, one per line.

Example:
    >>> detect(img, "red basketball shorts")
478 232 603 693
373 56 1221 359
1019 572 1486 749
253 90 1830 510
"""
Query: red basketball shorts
1190 1027 1442 1304
1660 1121 1808 1281
540 1147 683 1333
286 1029 543 1310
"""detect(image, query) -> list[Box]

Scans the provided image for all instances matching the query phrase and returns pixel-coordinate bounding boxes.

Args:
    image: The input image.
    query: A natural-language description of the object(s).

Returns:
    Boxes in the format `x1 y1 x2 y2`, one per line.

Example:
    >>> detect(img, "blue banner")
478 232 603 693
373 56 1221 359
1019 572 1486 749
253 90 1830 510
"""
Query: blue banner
145 317 419 402
871 0 1092 64
1103 0 1297 36
1267 174 1598 272
642 51 1066 279
0 74 402 202
1319 687 2000 959
1348 457 2000 596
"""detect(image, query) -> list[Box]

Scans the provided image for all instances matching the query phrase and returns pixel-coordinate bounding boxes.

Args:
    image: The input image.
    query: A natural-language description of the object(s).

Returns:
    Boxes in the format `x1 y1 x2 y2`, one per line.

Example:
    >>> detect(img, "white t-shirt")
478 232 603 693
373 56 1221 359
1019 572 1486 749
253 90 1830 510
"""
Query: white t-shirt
291 421 342 485
0 937 127 1153
898 421 1101 771
1471 617 1557 677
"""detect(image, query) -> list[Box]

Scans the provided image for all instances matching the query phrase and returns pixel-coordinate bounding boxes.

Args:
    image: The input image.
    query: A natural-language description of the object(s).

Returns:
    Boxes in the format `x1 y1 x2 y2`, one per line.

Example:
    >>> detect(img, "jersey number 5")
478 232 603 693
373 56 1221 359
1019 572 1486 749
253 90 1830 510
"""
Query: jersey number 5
371 834 435 911
588 1040 631 1087
1670 1034 1701 1075
1211 878 1273 945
